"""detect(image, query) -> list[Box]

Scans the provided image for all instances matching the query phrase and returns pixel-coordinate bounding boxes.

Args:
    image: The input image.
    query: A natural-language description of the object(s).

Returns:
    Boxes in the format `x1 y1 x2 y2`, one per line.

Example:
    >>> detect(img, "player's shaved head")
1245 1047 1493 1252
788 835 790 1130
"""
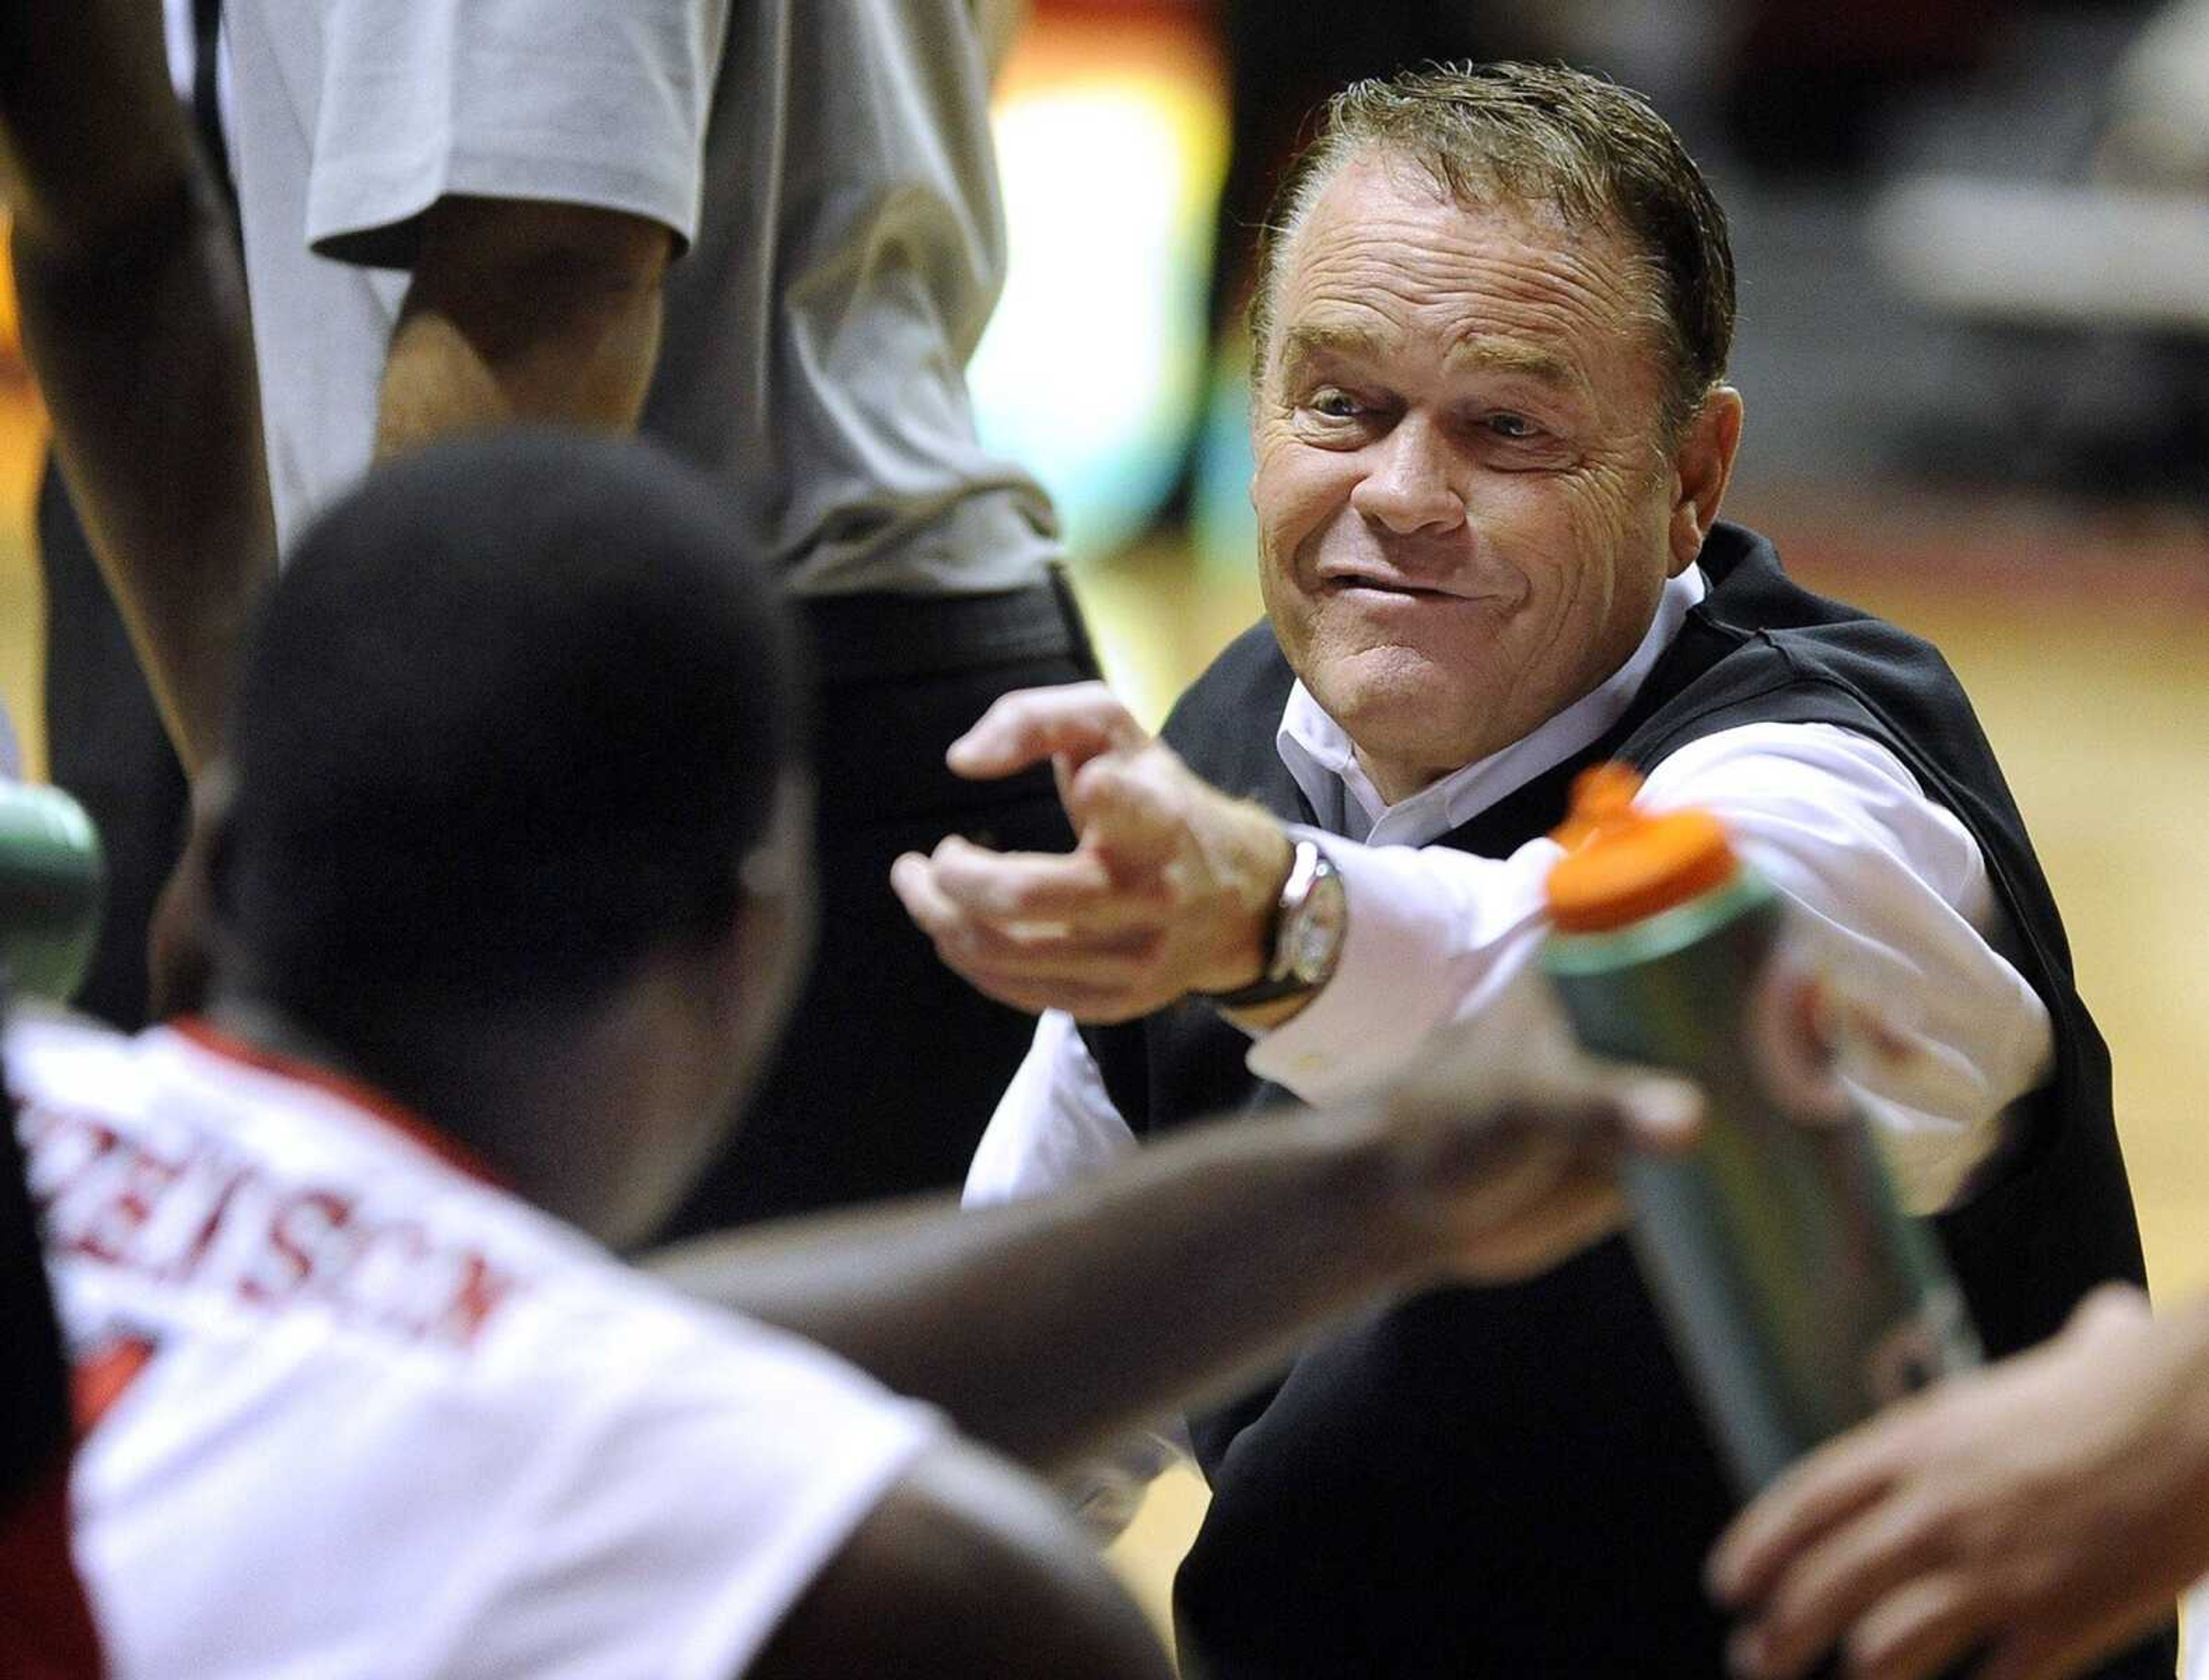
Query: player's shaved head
216 432 807 1036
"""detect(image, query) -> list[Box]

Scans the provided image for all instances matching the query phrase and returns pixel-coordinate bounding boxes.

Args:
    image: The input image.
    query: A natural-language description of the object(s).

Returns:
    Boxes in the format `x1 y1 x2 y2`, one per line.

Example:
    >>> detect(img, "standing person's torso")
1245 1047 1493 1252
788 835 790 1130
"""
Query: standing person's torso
9 1008 942 1680
223 0 1059 594
643 0 1060 597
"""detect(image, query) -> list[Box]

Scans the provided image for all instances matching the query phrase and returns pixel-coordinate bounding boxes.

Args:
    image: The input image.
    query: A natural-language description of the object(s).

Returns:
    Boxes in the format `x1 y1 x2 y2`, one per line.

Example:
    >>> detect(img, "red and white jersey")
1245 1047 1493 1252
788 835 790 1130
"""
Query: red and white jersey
6 1009 946 1679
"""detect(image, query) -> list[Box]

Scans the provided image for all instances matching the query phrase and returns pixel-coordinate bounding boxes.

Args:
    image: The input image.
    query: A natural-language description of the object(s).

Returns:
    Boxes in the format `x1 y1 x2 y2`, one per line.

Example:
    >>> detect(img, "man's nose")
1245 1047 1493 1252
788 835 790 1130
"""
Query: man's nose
1348 414 1465 534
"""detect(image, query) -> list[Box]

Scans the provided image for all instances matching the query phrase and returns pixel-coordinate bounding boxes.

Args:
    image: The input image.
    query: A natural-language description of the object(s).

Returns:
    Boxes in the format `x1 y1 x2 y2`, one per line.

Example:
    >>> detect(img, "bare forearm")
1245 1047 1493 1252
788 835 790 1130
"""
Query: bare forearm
374 284 664 457
4 0 276 770
373 198 670 461
653 1039 1679 1476
650 1105 1431 1473
15 181 274 771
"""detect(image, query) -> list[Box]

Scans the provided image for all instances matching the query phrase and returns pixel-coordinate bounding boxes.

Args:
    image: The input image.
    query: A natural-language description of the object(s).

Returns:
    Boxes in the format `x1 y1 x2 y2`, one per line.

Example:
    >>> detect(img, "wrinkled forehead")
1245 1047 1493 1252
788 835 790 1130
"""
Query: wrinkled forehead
1286 148 1568 269
1266 147 1669 384
1279 142 1645 300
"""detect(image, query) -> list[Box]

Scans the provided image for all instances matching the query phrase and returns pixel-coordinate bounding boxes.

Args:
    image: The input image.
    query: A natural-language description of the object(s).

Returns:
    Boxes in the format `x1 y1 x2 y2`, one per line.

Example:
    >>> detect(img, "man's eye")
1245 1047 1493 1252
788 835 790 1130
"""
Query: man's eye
1485 412 1538 440
1307 389 1365 420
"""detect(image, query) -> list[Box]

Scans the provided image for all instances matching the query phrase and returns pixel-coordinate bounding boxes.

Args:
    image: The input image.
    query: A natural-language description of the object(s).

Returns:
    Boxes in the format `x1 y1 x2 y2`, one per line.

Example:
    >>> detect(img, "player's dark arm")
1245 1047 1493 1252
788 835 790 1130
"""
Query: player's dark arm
749 1441 1173 1680
651 1062 1695 1474
373 196 674 461
1 0 276 772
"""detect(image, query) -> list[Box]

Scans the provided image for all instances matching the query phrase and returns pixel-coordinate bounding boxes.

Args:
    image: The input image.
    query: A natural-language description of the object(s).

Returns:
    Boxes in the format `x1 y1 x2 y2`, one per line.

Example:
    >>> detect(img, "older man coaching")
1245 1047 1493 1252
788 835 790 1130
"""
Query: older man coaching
896 63 2163 1678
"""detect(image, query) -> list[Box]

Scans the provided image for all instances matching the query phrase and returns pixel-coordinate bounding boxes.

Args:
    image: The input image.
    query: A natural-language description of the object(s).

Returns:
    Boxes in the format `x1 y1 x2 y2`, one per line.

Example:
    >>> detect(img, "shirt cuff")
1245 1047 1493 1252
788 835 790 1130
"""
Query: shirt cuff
1243 827 1557 1106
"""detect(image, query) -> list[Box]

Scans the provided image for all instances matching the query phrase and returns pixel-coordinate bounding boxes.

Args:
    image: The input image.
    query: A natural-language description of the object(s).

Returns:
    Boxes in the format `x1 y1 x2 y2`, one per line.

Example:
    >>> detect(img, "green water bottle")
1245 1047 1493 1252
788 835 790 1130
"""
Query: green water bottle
1539 764 1979 1495
0 781 104 1003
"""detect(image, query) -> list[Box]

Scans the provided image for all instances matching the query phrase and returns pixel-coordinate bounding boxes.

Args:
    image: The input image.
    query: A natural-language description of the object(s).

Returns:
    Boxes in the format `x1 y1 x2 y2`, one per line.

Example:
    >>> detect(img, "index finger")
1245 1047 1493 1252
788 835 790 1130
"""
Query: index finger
947 682 1148 780
927 835 1169 929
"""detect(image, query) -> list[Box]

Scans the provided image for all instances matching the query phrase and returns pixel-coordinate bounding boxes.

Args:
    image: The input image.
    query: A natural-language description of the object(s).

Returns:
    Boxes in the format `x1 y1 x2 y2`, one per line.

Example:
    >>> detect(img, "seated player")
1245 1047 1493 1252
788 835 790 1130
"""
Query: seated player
0 780 111 1679
0 1069 103 1679
10 432 1692 1676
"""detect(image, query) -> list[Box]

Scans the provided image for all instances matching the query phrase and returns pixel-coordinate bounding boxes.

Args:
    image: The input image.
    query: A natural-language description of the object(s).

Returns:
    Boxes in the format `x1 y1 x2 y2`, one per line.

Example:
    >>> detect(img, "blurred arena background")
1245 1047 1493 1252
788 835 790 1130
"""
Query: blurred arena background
3 0 2206 1644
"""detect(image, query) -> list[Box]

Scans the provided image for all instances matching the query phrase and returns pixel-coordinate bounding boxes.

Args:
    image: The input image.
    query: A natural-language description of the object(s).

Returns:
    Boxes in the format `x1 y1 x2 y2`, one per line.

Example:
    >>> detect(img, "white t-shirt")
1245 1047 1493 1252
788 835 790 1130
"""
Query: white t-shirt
223 0 1062 596
222 0 729 544
8 1009 944 1680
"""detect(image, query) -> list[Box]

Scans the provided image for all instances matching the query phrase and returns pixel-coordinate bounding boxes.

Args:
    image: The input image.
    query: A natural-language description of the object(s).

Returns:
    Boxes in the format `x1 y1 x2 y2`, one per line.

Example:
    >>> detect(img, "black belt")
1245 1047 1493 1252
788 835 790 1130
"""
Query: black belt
797 567 1096 685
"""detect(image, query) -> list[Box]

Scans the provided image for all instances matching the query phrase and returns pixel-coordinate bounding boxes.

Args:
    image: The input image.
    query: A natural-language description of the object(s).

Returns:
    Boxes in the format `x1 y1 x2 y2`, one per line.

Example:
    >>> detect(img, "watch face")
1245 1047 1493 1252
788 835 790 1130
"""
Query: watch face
1285 865 1347 985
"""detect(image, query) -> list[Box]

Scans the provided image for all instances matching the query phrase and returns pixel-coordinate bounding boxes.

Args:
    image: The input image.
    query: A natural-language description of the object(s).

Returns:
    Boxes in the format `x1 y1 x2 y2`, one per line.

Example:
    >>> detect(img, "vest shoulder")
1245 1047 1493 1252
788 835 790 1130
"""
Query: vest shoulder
1646 528 1974 755
1697 525 1942 657
1156 622 1297 791
1163 622 1291 727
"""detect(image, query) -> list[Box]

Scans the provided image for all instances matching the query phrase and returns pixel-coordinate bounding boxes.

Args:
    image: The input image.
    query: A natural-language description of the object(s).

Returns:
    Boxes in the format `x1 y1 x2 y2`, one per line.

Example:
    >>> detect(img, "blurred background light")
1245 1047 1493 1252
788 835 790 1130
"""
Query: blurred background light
971 6 1228 561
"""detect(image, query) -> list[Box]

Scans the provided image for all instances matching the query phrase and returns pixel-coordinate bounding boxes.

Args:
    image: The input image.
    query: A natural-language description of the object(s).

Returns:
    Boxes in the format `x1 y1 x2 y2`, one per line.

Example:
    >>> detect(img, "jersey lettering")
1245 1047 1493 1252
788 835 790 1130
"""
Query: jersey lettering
22 1103 525 1350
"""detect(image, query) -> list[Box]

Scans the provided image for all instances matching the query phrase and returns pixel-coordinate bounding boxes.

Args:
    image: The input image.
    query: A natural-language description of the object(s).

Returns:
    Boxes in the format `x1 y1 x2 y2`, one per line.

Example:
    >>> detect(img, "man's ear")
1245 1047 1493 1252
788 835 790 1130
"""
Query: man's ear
1667 385 1745 575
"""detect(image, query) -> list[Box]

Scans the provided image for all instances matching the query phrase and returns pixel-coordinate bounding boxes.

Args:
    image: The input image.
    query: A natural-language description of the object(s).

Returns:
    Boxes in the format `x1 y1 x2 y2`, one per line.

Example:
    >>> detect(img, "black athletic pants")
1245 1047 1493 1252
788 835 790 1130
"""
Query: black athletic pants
657 575 1098 1233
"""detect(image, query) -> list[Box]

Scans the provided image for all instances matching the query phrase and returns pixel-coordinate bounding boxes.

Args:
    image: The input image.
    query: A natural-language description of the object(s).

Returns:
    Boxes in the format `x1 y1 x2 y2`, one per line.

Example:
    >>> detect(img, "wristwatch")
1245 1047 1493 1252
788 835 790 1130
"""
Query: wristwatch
1201 837 1347 1010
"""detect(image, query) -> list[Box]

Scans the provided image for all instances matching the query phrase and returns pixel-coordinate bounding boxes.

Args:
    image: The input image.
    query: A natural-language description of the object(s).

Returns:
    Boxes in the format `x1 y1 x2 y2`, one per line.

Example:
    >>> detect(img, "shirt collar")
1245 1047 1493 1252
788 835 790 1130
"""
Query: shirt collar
169 1016 509 1188
1275 564 1708 848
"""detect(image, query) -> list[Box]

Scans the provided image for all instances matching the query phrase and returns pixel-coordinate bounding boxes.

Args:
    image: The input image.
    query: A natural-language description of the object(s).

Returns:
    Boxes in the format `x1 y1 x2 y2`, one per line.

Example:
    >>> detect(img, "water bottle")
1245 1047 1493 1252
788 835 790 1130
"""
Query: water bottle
1539 763 1979 1494
0 781 104 1003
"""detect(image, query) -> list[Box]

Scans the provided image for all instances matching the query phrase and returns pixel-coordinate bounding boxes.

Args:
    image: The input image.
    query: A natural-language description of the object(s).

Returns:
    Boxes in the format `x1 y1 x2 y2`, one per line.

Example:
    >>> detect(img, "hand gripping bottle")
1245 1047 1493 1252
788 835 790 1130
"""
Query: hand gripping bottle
0 781 104 1003
1539 764 1979 1494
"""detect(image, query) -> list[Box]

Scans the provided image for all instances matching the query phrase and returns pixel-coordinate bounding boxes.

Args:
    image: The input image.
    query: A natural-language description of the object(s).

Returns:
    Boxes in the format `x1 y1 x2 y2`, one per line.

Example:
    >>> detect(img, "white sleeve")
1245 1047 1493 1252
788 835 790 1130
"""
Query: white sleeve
1247 721 2052 1215
1645 723 2051 1212
964 1010 1137 1208
1244 824 1556 1108
419 1306 945 1680
304 0 732 264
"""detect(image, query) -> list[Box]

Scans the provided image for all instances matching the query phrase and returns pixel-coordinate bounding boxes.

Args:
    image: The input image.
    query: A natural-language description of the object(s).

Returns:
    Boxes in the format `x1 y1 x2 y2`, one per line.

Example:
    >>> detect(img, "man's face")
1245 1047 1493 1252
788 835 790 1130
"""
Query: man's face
1252 151 1692 803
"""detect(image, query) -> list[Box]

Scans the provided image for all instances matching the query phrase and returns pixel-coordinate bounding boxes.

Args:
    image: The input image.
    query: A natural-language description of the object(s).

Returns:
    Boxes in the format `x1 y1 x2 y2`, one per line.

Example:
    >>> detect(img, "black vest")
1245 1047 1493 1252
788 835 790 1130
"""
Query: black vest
1083 525 2168 1678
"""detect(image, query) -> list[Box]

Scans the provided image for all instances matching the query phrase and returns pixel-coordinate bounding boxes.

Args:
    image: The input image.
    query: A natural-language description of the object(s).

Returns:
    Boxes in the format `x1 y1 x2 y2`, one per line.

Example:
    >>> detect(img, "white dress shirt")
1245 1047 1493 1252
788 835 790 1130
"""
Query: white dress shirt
969 566 2053 1220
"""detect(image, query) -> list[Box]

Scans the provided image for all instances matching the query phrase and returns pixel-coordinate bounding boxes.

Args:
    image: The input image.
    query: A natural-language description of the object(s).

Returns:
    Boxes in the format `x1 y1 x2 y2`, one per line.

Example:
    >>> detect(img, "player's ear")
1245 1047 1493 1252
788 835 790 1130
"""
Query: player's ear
737 772 816 952
1667 386 1744 574
720 769 817 1076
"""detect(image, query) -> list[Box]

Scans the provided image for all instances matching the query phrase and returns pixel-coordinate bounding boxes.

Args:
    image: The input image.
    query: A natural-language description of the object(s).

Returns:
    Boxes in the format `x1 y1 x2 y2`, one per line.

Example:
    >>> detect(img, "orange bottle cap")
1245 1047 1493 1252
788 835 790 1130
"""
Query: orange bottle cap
1544 763 1738 933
